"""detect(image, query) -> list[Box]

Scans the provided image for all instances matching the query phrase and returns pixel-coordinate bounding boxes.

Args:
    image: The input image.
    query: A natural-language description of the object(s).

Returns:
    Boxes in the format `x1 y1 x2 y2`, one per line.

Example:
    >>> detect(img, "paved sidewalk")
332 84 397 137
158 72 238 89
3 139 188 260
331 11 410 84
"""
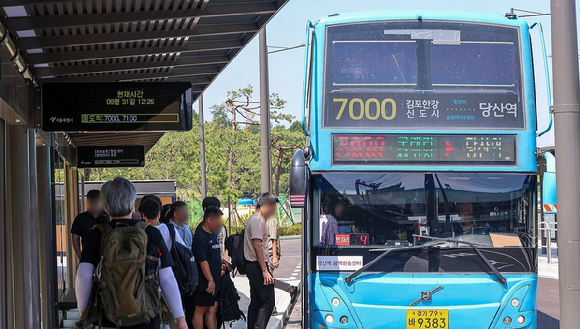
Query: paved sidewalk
230 275 300 329
538 250 559 280
62 276 300 329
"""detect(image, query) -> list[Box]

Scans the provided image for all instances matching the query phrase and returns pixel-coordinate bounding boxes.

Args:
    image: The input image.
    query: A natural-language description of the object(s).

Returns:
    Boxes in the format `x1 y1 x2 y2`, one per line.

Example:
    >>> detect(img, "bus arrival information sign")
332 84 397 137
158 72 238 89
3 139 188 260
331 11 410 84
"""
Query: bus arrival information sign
77 146 145 168
41 82 193 132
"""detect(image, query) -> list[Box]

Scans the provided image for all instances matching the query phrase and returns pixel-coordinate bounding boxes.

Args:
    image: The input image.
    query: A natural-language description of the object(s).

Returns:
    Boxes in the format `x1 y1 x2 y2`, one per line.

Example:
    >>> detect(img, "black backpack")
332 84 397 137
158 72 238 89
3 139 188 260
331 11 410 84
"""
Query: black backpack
219 272 246 324
225 230 246 276
168 225 199 295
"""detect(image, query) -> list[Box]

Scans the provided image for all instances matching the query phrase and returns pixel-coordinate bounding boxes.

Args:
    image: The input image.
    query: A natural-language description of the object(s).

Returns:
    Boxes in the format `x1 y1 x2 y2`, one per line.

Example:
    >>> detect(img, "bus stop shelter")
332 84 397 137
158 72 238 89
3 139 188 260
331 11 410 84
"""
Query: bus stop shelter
0 0 288 328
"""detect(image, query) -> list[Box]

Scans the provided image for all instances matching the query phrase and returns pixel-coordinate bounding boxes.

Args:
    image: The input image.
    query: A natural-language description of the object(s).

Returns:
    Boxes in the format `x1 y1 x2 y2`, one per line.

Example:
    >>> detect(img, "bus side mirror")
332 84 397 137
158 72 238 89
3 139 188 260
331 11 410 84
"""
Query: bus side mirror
290 149 309 209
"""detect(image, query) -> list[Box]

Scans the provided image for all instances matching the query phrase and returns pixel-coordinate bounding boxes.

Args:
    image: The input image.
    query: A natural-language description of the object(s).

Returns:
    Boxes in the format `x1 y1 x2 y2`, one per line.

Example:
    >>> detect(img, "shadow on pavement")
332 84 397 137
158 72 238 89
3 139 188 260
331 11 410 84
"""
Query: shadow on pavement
538 310 559 329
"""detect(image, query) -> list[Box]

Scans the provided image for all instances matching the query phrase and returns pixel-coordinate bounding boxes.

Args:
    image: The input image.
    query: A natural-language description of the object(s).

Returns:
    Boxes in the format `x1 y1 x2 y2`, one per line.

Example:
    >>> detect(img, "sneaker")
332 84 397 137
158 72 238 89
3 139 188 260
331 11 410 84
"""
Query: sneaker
290 286 300 305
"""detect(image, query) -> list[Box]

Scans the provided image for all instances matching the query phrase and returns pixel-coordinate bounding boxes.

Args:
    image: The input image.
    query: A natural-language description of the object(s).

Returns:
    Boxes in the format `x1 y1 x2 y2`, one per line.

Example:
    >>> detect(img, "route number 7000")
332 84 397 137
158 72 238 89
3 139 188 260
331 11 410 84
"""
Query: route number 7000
333 97 397 121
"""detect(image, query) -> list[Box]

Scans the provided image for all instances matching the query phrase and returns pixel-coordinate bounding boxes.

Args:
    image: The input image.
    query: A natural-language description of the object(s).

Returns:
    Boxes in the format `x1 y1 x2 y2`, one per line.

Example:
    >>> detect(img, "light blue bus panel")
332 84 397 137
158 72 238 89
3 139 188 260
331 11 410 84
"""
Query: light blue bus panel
304 11 537 173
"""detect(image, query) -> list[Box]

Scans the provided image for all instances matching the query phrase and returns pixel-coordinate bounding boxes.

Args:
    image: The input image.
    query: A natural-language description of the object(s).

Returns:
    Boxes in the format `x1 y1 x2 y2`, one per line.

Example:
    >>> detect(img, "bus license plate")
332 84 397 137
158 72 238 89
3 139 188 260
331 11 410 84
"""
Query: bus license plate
406 309 448 329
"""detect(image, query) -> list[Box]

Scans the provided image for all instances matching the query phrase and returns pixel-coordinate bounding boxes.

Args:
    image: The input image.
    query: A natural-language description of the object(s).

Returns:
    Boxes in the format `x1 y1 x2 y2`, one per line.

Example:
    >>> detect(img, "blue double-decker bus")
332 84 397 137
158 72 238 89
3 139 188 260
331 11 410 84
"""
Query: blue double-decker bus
290 11 538 329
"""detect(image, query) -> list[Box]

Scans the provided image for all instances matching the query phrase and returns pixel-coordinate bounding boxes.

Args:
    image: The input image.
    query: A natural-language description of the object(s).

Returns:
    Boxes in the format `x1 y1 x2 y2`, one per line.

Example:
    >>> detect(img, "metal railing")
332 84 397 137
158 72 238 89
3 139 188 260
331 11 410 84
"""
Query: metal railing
538 221 558 264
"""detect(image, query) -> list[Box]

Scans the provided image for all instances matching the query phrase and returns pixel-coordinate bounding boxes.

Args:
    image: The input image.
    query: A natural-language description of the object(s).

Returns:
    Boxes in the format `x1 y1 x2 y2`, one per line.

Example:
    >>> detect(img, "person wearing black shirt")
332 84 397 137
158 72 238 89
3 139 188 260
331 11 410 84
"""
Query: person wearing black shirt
71 189 108 259
192 206 225 329
75 177 188 329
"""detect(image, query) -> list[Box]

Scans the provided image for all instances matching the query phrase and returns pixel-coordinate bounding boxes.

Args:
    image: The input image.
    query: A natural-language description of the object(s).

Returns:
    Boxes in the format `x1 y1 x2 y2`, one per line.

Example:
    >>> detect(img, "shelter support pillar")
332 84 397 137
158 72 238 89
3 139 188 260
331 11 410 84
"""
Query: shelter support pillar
259 27 272 193
37 145 58 328
551 0 580 328
7 126 41 329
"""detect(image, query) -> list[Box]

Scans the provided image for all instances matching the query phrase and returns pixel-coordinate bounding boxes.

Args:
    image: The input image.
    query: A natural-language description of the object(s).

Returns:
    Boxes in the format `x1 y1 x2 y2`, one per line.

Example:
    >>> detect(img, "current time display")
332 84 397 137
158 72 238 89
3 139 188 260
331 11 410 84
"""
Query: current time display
332 134 517 166
42 82 192 132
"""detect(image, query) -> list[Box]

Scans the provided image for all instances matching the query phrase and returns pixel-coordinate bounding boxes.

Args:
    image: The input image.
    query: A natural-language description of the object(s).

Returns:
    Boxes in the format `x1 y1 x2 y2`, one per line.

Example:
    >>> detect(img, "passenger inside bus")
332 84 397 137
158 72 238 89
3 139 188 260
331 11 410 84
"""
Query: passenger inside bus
320 195 345 245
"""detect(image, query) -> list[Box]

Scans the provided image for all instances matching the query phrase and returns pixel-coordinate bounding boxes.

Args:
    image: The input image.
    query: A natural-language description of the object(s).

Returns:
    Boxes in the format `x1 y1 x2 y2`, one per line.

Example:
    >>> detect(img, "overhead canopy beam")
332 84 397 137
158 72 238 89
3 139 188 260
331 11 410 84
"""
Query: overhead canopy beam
2 1 87 5
3 2 276 30
15 23 258 49
33 54 230 77
24 39 242 64
38 65 219 82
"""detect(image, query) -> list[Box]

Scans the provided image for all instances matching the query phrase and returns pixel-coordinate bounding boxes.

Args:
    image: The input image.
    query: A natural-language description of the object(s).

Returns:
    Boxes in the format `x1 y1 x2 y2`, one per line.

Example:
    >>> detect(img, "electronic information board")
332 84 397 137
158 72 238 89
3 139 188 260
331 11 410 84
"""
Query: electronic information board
332 134 517 166
42 82 192 132
324 93 523 129
77 146 145 168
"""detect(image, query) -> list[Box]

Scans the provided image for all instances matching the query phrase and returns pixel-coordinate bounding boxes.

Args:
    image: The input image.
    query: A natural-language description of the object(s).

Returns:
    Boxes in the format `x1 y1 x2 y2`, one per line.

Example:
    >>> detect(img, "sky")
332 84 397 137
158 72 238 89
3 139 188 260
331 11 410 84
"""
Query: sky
197 0 570 147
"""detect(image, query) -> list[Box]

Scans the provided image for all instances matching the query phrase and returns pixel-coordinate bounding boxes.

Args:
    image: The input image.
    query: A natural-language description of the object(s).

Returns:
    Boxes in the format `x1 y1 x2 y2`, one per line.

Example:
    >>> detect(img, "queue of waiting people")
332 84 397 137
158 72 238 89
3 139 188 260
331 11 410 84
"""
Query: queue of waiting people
71 177 297 329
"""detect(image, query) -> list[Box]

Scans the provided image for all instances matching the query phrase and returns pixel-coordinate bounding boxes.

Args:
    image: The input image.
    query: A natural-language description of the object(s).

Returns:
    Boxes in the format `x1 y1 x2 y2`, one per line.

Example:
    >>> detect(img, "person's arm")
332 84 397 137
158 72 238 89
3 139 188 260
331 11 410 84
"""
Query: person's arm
72 234 82 259
159 267 187 329
272 239 279 268
199 261 215 293
75 262 95 314
253 238 274 285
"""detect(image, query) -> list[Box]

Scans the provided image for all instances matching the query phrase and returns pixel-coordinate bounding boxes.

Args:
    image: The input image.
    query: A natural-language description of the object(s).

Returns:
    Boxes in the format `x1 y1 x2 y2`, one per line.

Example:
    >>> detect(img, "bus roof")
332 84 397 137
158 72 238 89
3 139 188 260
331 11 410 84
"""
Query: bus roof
316 10 529 29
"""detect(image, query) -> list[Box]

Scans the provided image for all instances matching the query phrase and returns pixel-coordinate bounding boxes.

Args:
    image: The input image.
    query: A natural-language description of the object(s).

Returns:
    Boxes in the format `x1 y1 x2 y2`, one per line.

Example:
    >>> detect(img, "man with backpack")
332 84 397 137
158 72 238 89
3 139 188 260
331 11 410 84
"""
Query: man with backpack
265 217 299 313
243 192 278 329
75 177 188 329
192 206 225 329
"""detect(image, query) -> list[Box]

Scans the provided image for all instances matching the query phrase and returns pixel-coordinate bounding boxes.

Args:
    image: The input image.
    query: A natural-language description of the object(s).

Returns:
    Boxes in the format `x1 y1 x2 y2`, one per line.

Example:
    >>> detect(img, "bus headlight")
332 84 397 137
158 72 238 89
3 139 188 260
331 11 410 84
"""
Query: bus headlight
503 317 512 325
517 316 525 324
511 298 519 307
332 298 340 307
340 316 349 325
325 314 334 324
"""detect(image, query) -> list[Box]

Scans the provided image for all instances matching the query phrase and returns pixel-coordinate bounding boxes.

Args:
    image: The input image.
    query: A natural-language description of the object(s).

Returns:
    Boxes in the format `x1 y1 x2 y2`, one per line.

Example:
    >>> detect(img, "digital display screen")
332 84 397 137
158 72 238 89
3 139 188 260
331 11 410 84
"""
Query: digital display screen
332 134 517 166
335 233 370 246
324 21 523 130
77 146 145 168
42 82 192 132
324 92 523 129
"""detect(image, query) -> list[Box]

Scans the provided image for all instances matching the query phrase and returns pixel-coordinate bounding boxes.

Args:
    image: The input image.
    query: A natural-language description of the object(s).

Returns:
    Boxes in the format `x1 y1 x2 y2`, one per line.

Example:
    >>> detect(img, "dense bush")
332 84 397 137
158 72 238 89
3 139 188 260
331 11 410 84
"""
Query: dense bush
227 223 301 237
280 224 301 236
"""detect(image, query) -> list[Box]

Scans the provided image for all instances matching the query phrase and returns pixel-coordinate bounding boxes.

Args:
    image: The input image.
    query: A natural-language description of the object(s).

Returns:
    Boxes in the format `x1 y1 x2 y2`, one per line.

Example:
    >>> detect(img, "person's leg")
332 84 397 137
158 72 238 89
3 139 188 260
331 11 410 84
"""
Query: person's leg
182 294 196 329
204 301 219 329
246 262 263 329
193 305 208 329
254 282 275 329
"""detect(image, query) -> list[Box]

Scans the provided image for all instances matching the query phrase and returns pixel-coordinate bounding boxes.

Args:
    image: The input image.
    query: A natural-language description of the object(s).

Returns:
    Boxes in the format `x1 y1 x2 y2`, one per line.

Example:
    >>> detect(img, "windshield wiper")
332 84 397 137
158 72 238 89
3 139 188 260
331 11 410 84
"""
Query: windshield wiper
344 243 444 283
412 235 507 285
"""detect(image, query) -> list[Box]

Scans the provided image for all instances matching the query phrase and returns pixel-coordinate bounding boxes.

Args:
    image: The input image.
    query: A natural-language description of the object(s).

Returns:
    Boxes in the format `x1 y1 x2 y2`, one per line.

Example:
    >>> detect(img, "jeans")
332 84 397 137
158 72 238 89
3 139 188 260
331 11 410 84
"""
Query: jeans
245 262 275 329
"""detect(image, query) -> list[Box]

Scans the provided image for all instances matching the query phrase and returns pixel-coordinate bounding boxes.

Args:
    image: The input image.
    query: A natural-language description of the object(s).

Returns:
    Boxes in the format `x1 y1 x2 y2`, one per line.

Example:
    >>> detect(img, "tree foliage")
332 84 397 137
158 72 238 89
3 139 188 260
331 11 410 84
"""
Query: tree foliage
90 86 305 201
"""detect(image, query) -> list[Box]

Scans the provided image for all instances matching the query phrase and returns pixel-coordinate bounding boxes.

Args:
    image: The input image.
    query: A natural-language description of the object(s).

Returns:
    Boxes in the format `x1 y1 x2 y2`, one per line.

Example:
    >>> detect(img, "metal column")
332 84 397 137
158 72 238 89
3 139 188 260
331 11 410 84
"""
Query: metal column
37 145 57 328
199 94 208 199
0 119 7 329
28 131 41 327
550 0 580 328
8 126 41 329
259 27 272 193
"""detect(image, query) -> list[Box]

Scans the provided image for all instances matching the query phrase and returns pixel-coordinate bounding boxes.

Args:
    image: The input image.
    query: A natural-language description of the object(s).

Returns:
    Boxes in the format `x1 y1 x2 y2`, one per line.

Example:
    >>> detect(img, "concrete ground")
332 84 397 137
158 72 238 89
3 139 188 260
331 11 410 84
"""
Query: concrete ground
62 236 303 329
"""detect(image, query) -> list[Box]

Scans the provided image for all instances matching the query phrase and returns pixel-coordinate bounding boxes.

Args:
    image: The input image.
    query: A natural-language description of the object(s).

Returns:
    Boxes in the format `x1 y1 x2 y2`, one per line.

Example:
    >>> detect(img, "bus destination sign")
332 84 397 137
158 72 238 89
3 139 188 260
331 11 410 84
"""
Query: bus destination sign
332 134 517 166
77 146 145 168
324 93 523 130
42 82 192 132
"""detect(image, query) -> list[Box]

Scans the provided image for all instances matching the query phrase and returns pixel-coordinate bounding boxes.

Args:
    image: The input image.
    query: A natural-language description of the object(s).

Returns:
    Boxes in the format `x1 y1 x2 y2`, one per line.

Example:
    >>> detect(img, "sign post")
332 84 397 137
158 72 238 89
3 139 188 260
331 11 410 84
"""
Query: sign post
550 0 580 328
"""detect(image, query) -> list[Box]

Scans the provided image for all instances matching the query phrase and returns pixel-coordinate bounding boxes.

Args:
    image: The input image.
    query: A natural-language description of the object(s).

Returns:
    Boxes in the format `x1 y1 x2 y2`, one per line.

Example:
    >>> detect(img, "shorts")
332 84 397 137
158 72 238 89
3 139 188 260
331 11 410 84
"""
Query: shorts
194 290 218 307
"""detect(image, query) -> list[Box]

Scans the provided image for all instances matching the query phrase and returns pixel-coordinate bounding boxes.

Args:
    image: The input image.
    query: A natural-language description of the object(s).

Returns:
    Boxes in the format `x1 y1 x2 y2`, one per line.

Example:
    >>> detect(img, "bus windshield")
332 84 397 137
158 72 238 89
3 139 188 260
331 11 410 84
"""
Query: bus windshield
314 173 536 248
